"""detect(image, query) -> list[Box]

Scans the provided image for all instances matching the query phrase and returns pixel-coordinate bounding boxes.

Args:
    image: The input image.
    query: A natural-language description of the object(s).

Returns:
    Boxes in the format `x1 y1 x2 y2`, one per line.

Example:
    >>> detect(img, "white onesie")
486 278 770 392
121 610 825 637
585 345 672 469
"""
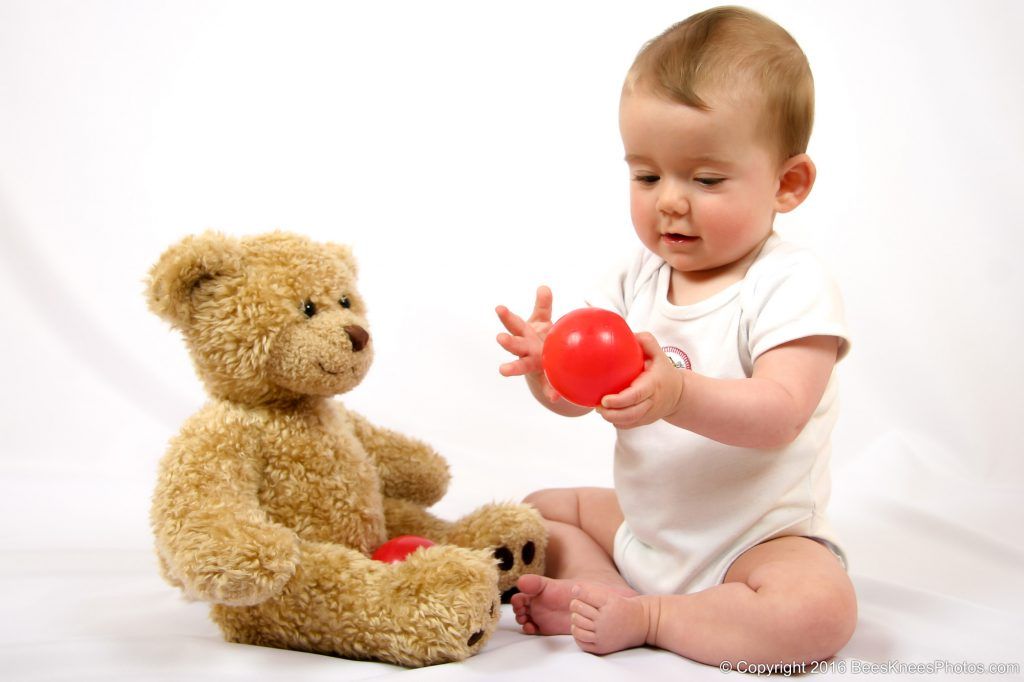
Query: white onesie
586 233 850 596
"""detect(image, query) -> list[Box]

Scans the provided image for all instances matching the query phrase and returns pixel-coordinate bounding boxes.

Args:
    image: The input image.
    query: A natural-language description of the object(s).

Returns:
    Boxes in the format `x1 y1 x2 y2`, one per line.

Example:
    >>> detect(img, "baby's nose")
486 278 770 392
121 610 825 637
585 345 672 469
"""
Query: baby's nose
345 325 369 352
657 182 689 215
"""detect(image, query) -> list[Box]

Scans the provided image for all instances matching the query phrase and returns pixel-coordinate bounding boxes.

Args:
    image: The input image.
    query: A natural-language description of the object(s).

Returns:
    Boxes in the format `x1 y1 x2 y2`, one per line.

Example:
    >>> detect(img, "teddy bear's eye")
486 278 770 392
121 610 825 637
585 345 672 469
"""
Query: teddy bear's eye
302 300 317 318
339 296 351 309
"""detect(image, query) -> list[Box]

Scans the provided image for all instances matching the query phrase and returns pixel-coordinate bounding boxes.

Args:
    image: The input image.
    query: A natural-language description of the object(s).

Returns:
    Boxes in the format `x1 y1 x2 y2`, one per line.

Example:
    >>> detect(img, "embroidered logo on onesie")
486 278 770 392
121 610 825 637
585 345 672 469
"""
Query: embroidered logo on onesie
662 345 692 370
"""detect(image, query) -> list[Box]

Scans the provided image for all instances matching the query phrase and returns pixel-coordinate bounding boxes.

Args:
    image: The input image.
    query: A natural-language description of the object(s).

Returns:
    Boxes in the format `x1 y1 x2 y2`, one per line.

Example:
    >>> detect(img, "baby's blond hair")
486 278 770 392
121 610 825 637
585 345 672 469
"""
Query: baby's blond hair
626 6 814 162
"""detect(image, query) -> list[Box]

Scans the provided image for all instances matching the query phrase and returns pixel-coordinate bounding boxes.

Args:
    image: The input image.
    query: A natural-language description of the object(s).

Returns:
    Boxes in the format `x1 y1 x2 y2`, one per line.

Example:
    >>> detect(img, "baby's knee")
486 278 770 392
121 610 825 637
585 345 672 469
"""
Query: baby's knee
523 488 580 524
774 578 857 661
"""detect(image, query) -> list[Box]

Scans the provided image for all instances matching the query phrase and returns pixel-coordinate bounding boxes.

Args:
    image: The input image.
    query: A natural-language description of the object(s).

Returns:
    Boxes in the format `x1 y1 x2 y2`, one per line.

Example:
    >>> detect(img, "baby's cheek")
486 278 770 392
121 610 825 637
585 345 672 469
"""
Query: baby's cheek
719 218 751 244
708 202 758 242
630 200 658 243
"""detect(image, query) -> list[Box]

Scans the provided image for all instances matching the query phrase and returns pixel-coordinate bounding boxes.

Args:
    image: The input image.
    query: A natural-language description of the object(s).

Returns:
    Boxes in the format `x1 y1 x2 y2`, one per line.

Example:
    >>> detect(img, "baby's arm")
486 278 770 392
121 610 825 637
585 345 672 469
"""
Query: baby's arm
496 286 592 418
599 334 839 448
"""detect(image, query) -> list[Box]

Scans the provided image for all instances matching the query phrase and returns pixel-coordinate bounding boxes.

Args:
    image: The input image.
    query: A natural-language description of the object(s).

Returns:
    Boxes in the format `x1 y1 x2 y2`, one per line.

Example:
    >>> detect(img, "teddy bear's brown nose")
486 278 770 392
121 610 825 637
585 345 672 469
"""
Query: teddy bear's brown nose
345 325 369 352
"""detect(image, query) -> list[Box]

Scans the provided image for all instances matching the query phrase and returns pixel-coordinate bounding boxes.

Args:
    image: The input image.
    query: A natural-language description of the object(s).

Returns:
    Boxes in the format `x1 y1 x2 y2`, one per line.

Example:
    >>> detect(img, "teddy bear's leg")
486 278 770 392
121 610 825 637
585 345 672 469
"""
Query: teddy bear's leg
439 502 548 601
209 541 501 667
381 497 545 599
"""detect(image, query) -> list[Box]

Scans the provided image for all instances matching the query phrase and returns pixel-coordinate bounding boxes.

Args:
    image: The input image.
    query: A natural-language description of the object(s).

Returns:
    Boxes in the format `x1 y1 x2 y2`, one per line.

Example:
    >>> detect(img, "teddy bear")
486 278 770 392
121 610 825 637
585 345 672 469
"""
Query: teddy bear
145 230 547 667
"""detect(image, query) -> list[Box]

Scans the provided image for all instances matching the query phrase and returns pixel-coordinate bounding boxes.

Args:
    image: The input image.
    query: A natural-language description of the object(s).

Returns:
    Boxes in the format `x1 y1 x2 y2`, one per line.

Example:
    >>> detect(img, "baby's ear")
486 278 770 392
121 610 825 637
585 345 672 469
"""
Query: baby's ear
146 231 242 328
774 154 816 213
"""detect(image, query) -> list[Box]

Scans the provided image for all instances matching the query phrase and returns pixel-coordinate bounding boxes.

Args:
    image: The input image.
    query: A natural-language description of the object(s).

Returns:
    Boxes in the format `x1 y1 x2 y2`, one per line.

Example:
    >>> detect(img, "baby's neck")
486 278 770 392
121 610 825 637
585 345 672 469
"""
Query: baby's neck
667 237 770 306
668 268 742 305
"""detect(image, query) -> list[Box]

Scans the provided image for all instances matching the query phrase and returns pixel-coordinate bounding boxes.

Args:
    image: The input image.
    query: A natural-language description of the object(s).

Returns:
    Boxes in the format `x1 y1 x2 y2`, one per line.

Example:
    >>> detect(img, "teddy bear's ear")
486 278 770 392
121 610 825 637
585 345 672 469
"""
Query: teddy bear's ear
325 242 357 277
146 231 242 328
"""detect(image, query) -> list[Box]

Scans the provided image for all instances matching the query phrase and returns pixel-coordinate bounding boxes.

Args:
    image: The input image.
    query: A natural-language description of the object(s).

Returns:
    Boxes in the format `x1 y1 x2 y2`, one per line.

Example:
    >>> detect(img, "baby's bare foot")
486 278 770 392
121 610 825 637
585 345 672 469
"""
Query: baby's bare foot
512 575 639 636
569 583 657 655
511 574 578 635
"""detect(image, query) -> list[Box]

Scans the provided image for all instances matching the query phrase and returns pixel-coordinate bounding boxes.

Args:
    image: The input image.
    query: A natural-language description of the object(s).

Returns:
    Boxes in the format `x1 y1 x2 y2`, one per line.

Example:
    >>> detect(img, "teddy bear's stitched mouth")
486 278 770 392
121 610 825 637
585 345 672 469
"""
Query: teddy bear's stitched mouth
317 362 342 376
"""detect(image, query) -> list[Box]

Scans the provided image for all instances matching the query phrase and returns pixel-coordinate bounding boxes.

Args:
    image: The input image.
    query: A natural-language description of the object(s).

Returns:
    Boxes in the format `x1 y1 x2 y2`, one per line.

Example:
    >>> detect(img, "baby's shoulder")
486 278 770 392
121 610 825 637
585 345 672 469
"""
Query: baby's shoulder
737 236 849 360
588 247 664 311
619 247 665 296
742 237 838 300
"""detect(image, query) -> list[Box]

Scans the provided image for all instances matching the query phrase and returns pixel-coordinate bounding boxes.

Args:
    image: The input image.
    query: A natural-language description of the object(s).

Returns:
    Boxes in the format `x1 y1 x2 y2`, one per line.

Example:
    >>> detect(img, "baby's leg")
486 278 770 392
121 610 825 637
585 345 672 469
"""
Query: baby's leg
569 536 856 664
512 488 634 635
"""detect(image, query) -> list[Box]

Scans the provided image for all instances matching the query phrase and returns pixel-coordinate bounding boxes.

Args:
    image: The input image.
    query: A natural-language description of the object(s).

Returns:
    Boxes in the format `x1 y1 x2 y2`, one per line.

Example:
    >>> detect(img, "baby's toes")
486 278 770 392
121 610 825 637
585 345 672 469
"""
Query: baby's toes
572 583 610 609
571 621 598 645
570 610 596 632
570 597 600 621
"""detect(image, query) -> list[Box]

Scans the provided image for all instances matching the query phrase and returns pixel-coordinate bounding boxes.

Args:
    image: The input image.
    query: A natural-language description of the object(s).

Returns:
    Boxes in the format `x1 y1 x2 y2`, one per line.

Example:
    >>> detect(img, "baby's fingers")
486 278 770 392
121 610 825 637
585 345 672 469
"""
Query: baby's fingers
496 305 533 337
496 332 535 358
635 331 663 359
499 356 541 377
529 286 554 324
597 400 651 429
600 382 647 410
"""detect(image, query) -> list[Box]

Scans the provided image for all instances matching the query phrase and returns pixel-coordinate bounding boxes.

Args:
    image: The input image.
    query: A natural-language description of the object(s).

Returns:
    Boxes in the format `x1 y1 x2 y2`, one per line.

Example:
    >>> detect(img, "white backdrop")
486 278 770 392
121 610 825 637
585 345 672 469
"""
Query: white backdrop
1 1 1023 679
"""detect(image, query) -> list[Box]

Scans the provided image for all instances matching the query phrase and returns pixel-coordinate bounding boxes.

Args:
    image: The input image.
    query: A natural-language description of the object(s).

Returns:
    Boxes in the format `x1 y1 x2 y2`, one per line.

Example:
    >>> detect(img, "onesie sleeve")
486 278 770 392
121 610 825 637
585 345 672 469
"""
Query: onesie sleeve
584 248 660 317
740 246 851 366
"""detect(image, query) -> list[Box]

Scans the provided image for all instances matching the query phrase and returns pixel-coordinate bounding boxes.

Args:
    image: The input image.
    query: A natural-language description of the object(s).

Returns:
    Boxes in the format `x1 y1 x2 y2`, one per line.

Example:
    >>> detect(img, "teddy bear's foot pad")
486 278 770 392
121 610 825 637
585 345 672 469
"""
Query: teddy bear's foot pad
494 541 537 571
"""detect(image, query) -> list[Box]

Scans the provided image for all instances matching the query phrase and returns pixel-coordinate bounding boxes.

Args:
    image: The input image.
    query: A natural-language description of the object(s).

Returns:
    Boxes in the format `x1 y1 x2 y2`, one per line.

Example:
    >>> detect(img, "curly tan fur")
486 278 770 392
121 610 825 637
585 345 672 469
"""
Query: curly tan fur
147 231 547 666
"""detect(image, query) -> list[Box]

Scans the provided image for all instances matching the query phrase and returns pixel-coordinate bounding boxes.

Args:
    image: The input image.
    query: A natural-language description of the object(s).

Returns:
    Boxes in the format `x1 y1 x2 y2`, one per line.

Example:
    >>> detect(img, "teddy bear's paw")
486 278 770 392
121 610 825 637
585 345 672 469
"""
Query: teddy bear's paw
375 545 501 666
442 503 548 600
177 528 301 606
185 561 296 606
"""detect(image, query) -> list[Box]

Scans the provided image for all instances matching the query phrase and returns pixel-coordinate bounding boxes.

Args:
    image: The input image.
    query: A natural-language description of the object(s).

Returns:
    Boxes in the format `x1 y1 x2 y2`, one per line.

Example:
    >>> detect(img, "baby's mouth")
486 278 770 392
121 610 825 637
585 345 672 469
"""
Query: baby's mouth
662 232 699 244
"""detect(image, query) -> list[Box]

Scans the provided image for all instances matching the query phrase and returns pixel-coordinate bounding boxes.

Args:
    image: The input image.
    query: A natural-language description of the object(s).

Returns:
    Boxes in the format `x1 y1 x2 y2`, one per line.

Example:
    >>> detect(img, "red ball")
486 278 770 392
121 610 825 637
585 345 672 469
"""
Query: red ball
371 535 435 563
542 308 644 407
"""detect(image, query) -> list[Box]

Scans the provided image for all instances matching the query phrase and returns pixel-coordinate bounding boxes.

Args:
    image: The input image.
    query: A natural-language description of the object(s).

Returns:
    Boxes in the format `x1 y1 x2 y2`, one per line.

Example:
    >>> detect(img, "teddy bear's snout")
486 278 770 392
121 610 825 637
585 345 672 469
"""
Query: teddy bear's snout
345 325 369 352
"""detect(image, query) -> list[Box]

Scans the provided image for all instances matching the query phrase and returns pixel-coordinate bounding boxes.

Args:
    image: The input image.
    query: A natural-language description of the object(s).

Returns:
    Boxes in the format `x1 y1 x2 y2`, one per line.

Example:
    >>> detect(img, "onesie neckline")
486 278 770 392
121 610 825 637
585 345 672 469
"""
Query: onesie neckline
654 233 780 320
655 264 741 320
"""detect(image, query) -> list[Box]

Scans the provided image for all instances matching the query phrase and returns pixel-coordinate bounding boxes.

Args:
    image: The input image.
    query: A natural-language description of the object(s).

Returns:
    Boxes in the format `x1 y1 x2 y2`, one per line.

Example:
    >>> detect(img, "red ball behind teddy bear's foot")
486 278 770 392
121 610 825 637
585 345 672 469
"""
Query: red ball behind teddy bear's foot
372 535 436 563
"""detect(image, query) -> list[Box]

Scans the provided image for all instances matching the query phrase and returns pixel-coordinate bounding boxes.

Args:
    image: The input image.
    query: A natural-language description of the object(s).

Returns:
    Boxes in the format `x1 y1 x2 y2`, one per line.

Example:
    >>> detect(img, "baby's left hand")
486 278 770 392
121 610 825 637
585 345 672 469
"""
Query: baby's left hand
597 332 685 429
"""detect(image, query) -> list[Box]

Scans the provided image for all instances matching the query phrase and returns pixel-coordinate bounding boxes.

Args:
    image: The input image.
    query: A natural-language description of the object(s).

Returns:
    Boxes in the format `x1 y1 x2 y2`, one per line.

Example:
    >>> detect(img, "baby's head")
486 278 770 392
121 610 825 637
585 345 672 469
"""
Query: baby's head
625 6 813 165
619 7 817 279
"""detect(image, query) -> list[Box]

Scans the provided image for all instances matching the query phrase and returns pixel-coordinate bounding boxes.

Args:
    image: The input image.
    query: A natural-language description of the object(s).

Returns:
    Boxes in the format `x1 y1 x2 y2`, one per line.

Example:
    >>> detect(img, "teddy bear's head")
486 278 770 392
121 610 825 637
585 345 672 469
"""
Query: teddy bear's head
147 231 373 405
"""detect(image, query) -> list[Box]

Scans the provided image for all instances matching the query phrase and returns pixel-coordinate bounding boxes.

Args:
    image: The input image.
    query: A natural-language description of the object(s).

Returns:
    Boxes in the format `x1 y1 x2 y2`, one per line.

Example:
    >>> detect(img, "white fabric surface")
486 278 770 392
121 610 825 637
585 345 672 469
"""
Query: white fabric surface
1 433 1021 680
2 1 1024 680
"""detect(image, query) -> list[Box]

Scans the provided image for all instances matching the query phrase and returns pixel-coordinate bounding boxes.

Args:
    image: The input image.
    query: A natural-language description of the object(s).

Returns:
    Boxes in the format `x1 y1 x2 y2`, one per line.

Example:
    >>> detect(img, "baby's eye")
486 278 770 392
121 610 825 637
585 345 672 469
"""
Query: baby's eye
695 177 725 187
302 300 317 318
633 174 660 185
339 296 351 309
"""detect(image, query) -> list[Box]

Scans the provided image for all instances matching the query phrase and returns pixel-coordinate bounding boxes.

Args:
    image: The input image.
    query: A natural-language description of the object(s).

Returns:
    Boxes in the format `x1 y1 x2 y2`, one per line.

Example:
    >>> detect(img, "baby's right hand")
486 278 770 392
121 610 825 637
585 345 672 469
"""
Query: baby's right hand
498 286 596 414
496 285 554 380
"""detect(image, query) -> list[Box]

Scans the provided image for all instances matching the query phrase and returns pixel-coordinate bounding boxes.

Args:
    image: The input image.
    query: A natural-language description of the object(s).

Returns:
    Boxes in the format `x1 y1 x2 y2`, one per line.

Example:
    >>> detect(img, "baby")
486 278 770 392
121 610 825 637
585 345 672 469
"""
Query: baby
495 6 856 667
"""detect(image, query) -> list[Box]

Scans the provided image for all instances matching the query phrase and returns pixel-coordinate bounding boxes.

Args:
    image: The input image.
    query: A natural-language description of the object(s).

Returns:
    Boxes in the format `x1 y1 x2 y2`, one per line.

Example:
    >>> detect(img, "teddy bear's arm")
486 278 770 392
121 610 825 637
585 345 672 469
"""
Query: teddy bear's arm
347 410 451 507
152 414 300 607
380 496 452 539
